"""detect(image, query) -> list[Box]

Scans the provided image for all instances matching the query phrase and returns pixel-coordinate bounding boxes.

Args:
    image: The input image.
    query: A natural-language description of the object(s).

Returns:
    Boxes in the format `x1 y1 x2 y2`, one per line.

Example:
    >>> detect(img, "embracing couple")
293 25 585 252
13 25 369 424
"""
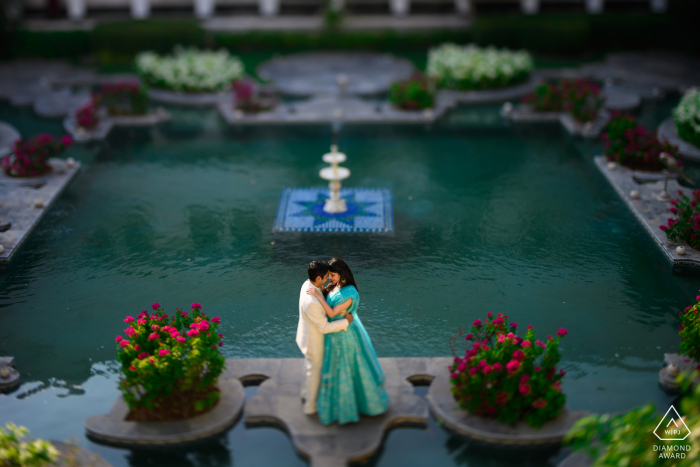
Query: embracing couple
295 258 389 425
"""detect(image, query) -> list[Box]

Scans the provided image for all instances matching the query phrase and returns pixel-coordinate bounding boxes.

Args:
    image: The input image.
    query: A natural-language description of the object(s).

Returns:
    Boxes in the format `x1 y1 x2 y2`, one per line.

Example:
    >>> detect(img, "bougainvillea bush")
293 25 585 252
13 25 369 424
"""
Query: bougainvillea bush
602 113 680 171
136 48 244 93
674 87 700 148
660 190 700 250
93 82 148 116
232 79 277 113
1 134 72 177
450 313 567 428
521 78 604 122
678 293 700 362
389 72 435 110
115 302 225 421
75 102 99 130
0 422 59 467
427 43 533 91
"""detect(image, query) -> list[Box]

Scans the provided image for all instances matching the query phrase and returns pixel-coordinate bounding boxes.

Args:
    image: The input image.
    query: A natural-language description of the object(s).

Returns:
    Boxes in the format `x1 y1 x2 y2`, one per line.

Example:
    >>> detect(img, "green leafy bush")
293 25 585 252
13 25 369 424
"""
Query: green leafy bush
679 294 700 361
389 72 435 110
674 87 700 148
450 313 567 428
602 113 680 171
0 422 59 467
565 377 700 466
522 78 604 122
115 302 225 421
93 82 149 116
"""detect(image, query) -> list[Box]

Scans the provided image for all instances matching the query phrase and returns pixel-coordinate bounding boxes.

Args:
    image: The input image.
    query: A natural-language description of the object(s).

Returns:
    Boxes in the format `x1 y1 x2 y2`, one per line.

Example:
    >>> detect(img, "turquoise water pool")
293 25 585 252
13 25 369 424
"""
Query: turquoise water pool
0 98 697 466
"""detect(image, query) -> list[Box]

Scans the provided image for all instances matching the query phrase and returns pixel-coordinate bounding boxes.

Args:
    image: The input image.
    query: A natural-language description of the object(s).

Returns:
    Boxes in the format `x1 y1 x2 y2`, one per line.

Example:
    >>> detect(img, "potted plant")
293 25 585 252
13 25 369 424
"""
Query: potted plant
232 79 277 113
93 82 149 116
602 113 680 171
115 302 225 421
1 134 72 177
449 313 567 428
522 78 604 123
674 87 700 148
75 102 99 131
389 72 435 111
427 43 533 91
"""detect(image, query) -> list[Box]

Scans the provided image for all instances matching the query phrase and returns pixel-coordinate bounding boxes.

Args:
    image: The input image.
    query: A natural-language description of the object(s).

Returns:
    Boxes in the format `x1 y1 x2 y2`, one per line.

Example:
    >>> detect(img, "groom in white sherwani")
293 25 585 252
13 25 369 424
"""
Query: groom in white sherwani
296 260 353 415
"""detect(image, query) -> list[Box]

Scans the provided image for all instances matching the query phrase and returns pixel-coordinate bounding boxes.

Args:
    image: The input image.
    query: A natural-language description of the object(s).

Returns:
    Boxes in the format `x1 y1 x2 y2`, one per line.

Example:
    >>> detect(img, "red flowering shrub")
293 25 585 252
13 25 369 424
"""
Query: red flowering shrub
1 134 72 177
115 302 225 421
679 294 700 362
522 78 604 122
93 82 148 116
450 313 567 428
75 102 99 130
602 113 680 171
661 190 700 250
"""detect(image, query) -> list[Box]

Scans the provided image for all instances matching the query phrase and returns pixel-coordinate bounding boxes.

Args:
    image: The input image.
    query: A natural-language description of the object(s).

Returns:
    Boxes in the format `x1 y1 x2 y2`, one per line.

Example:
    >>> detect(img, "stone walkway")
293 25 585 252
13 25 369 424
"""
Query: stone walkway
222 357 449 467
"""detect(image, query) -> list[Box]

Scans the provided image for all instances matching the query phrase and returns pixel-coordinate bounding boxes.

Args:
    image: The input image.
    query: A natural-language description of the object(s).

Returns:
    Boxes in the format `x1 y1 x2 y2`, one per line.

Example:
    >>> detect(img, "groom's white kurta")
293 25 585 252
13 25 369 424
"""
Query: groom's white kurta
296 279 349 414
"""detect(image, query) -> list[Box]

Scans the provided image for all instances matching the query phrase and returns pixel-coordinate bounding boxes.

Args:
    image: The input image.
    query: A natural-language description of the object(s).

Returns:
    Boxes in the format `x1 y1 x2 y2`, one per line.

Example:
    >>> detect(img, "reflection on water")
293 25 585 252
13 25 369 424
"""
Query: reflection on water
0 99 697 467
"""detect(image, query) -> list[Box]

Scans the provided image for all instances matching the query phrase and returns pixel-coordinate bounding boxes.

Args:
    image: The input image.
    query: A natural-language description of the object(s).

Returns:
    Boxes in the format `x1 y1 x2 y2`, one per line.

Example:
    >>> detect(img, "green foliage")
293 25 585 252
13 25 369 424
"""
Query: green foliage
603 113 680 171
116 303 225 417
93 82 149 116
679 297 700 360
389 73 435 110
450 313 567 428
565 377 700 466
0 422 59 467
522 78 604 122
8 30 89 60
674 88 700 148
91 20 206 59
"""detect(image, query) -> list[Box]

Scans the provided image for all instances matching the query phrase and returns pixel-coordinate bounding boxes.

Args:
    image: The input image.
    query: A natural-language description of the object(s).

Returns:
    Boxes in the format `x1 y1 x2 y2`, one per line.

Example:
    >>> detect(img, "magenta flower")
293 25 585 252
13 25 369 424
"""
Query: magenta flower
152 303 160 310
519 384 531 396
176 336 186 342
472 319 482 327
119 340 130 348
218 342 223 347
212 317 221 324
556 328 568 337
158 349 171 356
457 362 467 372
191 302 202 309
511 323 518 328
148 332 159 341
492 362 503 372
506 360 520 372
522 341 532 347
482 365 493 375
512 349 525 361
115 336 122 342
137 318 147 326
134 344 141 351
187 329 199 337
124 316 135 323
61 135 73 147
532 399 548 409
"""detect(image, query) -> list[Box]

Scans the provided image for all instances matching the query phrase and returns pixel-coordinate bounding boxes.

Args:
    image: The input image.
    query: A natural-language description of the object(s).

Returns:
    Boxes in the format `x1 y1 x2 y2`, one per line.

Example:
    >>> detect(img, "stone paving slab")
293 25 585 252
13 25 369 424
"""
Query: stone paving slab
594 156 700 274
85 377 245 448
658 116 700 162
0 158 81 264
257 52 415 97
222 357 445 467
427 369 588 449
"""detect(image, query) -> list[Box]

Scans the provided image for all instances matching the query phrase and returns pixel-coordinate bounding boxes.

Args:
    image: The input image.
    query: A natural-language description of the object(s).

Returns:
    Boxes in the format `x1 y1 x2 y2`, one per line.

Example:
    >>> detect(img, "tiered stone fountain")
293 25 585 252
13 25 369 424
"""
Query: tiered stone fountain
319 144 350 214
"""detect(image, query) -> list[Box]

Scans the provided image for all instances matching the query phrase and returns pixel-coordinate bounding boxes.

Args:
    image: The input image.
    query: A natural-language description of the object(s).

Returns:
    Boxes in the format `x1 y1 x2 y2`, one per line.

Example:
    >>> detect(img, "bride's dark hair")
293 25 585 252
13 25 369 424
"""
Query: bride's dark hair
323 257 358 295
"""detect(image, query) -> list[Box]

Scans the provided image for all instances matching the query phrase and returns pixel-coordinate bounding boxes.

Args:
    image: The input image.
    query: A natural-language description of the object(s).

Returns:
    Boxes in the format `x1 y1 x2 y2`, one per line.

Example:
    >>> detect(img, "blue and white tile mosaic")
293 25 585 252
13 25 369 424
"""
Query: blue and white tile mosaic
273 187 394 233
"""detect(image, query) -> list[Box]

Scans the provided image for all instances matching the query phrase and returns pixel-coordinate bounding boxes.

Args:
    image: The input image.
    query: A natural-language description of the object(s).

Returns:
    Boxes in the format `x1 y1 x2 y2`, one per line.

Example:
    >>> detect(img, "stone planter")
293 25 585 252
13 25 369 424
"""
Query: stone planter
658 116 700 162
84 377 244 448
557 452 593 467
426 371 588 449
659 353 700 394
63 117 113 142
148 88 228 107
0 356 20 393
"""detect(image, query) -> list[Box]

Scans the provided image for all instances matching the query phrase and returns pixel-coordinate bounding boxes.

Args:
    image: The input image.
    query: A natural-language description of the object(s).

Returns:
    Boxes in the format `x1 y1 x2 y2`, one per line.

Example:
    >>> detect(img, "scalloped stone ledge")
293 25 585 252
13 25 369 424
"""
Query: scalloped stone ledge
658 117 700 162
426 371 588 449
84 377 244 448
594 156 700 274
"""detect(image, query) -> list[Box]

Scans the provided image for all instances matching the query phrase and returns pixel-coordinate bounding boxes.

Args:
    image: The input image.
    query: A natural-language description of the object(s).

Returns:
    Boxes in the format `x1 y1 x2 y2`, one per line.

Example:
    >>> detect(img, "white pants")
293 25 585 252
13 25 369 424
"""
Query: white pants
300 352 323 414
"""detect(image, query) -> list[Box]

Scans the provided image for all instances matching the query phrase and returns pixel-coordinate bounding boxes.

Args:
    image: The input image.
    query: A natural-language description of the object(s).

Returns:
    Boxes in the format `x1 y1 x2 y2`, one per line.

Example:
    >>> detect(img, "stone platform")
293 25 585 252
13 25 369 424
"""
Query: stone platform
594 156 700 274
0 158 81 264
223 357 445 467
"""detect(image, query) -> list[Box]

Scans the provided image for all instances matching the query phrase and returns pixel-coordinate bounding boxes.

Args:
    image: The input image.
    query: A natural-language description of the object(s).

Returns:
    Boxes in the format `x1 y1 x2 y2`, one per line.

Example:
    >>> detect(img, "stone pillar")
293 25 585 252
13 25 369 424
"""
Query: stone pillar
66 0 86 19
259 0 279 16
585 0 603 14
454 0 471 16
194 0 215 18
130 0 150 19
520 0 539 15
650 0 667 13
390 0 409 16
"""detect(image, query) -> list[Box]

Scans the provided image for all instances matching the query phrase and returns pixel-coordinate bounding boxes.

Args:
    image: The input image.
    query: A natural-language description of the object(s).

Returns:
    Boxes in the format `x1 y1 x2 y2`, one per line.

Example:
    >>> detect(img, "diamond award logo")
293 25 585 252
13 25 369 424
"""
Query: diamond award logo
654 405 691 441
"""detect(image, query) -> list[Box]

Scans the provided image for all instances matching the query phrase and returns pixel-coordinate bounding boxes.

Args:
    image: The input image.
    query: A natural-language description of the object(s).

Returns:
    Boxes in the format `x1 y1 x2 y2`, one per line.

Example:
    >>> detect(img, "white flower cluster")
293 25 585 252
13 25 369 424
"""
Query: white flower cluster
427 43 533 90
135 48 244 93
674 87 700 135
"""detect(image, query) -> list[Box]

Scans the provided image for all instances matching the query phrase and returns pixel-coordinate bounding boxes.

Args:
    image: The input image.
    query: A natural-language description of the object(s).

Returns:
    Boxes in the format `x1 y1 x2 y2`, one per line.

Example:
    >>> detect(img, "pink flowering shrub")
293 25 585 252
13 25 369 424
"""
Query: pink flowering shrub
115 302 225 421
660 190 700 250
450 313 567 428
2 134 72 177
75 102 99 130
232 79 277 113
93 82 148 116
522 78 604 122
679 294 700 362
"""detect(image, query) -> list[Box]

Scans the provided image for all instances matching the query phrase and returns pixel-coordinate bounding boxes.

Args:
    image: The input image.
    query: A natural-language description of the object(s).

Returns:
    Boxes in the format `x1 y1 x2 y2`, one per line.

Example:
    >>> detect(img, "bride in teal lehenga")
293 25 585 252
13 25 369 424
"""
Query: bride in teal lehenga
305 257 389 425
